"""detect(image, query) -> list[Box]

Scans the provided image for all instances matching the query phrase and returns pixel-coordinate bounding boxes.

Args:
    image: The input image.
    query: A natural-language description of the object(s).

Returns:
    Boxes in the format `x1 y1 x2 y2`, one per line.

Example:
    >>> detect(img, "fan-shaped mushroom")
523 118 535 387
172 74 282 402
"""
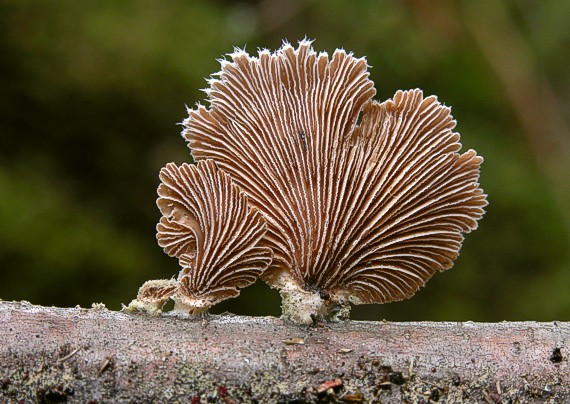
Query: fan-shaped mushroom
183 41 487 323
127 160 273 316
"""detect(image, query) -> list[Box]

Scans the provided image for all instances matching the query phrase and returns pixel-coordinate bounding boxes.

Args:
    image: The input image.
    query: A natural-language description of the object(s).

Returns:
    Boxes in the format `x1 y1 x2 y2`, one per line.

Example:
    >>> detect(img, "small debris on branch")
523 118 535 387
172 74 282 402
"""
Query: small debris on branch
282 337 305 345
314 378 343 395
550 347 563 363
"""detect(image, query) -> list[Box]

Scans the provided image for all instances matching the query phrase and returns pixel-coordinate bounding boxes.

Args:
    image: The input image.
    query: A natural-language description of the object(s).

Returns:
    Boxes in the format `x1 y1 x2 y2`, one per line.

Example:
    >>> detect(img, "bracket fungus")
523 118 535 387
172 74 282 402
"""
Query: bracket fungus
183 40 488 324
127 160 273 316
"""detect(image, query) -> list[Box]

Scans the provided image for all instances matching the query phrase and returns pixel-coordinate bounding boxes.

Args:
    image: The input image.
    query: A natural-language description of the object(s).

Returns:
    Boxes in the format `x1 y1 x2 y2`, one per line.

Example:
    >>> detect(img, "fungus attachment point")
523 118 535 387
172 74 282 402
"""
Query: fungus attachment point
128 160 272 317
184 40 487 323
279 287 351 324
124 279 177 315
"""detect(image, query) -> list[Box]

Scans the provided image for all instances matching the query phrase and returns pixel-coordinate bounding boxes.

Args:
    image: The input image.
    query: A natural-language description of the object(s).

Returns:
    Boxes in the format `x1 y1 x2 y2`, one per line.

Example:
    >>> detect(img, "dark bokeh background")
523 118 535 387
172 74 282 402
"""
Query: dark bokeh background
1 0 569 321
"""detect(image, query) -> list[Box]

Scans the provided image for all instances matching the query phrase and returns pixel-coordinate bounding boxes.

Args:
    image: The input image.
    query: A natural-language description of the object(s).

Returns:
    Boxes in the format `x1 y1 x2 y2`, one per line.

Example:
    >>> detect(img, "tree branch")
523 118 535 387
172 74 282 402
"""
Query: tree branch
0 301 567 403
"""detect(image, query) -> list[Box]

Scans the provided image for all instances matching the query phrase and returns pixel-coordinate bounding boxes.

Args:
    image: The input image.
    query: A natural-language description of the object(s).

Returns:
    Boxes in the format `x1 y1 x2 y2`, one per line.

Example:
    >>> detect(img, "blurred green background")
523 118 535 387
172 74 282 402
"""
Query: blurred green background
1 0 569 321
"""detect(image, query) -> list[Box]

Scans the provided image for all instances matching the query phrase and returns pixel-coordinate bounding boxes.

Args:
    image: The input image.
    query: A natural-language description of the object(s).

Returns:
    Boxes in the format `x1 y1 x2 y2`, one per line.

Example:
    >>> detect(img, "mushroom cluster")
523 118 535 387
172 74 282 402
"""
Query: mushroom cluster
129 40 487 323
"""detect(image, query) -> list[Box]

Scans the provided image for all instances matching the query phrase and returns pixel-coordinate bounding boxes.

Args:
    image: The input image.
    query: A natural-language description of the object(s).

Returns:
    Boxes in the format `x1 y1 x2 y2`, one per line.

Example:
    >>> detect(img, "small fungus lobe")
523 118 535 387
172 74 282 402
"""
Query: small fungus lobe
129 160 272 316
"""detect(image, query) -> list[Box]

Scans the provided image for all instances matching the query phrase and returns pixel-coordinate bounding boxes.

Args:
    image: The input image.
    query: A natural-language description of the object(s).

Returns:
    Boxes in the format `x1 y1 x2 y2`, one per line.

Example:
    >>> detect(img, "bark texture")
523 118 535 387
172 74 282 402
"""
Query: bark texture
0 300 568 403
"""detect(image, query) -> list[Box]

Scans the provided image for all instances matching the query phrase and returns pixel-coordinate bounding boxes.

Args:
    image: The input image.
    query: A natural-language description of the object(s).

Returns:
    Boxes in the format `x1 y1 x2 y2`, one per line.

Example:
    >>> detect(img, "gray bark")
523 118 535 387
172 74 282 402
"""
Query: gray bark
0 300 568 403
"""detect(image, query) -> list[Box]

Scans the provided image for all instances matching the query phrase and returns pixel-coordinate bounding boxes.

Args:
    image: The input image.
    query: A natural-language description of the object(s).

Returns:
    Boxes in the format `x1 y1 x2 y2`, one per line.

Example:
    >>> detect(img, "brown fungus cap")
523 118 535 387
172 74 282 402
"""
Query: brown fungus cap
139 160 272 316
183 41 487 323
